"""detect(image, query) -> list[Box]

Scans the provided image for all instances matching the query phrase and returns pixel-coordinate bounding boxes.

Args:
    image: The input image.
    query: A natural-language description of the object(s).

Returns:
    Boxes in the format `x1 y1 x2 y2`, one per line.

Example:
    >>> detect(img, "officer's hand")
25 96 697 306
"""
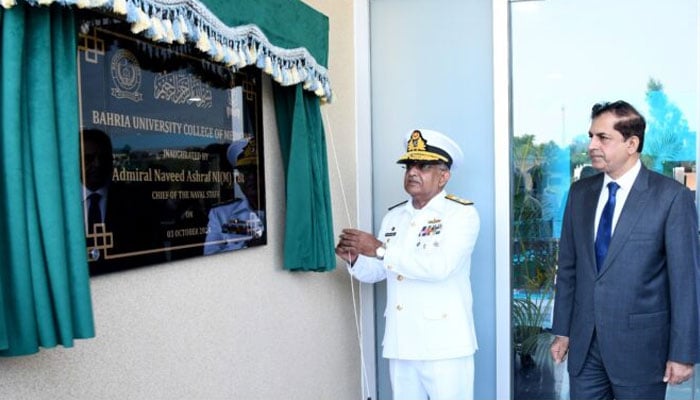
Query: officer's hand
335 241 358 264
335 228 382 263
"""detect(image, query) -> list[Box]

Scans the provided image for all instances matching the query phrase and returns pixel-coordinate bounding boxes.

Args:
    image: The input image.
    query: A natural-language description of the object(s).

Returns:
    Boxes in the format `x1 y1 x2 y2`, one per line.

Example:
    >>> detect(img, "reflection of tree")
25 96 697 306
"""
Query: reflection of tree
513 135 565 241
568 135 590 169
513 134 561 397
643 78 696 173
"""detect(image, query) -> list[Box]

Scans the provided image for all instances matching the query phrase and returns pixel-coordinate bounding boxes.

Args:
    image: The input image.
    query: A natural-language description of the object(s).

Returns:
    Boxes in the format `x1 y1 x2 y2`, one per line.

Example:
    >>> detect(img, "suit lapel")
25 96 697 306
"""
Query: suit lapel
598 166 651 276
582 175 604 275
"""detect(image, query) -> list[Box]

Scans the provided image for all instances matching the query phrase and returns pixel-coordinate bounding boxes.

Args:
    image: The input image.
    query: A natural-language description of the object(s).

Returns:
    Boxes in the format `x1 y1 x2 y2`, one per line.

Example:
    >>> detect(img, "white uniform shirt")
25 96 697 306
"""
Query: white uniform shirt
349 190 480 360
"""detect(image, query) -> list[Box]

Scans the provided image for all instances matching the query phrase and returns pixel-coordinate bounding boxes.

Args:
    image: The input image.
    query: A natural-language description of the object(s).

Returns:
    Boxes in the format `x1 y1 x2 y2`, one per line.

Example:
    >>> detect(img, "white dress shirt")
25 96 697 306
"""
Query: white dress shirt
594 159 641 238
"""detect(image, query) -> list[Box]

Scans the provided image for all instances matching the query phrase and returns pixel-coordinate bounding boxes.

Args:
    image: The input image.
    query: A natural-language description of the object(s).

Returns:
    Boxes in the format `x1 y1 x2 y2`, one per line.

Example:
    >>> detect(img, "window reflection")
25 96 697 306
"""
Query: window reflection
510 1 698 399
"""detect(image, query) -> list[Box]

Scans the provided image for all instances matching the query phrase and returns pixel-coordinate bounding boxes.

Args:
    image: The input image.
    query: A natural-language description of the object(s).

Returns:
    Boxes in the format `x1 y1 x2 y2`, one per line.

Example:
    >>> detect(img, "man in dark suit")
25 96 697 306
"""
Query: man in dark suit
550 100 700 399
81 129 162 274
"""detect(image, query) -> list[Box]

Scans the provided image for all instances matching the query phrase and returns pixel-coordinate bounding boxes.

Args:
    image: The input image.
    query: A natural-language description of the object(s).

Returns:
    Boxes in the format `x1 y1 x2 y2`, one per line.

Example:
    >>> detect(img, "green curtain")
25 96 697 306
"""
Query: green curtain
272 84 335 271
201 0 329 67
202 0 335 271
0 3 95 356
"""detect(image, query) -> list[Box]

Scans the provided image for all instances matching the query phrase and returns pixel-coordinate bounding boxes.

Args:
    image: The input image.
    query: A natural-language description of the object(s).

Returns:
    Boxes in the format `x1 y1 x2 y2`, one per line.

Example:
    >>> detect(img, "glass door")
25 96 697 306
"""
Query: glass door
510 1 699 398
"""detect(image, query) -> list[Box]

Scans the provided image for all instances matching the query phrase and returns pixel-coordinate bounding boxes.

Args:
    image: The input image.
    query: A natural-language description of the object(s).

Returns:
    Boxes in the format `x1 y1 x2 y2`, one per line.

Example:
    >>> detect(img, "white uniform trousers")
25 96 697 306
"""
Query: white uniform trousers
389 356 474 400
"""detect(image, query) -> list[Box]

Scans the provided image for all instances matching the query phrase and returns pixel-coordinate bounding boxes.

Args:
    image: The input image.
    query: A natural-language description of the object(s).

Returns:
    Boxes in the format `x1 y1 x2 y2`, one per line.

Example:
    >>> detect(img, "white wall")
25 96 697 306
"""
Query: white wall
0 1 364 399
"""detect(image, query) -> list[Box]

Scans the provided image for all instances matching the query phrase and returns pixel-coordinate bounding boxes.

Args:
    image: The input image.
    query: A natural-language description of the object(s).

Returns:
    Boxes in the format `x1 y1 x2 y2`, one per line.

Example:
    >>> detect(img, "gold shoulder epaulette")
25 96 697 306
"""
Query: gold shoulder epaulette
388 200 408 210
445 194 473 205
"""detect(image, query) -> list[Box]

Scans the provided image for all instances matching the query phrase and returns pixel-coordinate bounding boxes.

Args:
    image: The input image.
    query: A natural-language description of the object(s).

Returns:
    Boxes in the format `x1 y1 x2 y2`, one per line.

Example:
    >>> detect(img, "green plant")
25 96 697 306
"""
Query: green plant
512 134 560 373
512 240 558 372
513 297 554 368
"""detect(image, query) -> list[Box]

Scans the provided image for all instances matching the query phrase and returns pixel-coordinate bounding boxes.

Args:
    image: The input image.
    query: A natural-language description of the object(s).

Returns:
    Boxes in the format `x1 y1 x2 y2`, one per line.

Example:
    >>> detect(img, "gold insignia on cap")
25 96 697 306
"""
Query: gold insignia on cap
237 137 257 168
407 130 428 152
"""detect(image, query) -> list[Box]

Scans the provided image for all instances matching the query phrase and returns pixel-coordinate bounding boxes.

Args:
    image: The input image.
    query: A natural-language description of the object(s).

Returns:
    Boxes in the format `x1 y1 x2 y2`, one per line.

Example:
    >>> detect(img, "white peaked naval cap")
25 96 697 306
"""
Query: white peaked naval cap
396 128 464 170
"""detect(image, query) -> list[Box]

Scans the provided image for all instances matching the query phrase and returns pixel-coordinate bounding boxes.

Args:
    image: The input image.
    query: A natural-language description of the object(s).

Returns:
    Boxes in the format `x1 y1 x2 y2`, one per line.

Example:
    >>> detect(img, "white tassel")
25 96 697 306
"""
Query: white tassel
298 66 308 82
224 47 237 67
272 63 283 83
130 8 151 35
174 17 186 44
178 15 189 36
290 65 300 85
264 55 273 75
213 42 224 62
112 0 127 15
303 76 313 90
196 29 211 53
162 19 174 44
89 0 110 7
236 47 247 68
314 84 325 97
242 45 253 65
281 65 291 85
1 0 17 8
150 17 164 41
249 44 257 62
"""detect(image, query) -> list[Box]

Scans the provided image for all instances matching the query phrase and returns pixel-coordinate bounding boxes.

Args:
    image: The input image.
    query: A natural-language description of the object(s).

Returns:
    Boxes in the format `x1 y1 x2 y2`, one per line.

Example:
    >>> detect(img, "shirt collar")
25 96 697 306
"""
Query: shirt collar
603 159 641 191
407 190 447 213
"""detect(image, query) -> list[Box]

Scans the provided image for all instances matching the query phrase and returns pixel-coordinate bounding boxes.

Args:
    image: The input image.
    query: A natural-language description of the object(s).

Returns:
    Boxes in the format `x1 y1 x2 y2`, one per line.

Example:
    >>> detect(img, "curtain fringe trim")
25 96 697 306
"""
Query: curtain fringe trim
5 0 333 102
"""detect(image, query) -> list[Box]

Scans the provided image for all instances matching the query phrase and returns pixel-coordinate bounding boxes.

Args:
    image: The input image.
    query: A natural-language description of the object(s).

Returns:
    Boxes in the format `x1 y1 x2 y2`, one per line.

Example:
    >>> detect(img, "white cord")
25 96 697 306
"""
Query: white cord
349 258 370 400
322 107 372 400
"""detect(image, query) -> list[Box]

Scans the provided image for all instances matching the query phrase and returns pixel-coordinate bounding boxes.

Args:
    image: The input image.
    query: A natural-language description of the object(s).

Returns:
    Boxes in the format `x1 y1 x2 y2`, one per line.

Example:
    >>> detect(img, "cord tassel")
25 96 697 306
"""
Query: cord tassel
236 46 247 68
148 17 164 41
264 55 273 75
111 0 126 15
130 8 151 35
223 46 235 67
290 64 300 85
195 29 211 52
213 42 224 62
256 49 266 69
162 19 174 43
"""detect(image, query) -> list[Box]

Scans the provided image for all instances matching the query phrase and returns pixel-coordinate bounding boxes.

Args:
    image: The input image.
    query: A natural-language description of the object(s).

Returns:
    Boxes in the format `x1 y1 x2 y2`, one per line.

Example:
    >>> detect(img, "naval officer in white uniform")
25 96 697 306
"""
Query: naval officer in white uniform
336 129 480 400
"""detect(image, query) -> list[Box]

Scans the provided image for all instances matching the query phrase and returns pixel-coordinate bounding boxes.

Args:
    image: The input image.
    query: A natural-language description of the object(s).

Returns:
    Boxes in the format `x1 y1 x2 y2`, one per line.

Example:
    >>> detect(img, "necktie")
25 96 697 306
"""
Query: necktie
87 193 102 233
594 182 620 271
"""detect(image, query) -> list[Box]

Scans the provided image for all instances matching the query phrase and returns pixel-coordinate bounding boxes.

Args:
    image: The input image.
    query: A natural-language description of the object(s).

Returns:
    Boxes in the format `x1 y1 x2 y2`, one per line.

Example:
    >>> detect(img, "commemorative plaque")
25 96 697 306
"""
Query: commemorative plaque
77 12 266 275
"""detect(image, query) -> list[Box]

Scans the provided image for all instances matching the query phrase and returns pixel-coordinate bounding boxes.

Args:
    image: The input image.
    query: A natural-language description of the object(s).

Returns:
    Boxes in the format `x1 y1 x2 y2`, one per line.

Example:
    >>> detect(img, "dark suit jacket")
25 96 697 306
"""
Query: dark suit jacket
552 165 700 385
88 182 164 275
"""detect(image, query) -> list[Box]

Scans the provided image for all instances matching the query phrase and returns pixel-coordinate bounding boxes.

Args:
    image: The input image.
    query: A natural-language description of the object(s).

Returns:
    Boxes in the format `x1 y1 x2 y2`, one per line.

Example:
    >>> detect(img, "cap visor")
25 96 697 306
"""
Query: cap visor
396 151 449 164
